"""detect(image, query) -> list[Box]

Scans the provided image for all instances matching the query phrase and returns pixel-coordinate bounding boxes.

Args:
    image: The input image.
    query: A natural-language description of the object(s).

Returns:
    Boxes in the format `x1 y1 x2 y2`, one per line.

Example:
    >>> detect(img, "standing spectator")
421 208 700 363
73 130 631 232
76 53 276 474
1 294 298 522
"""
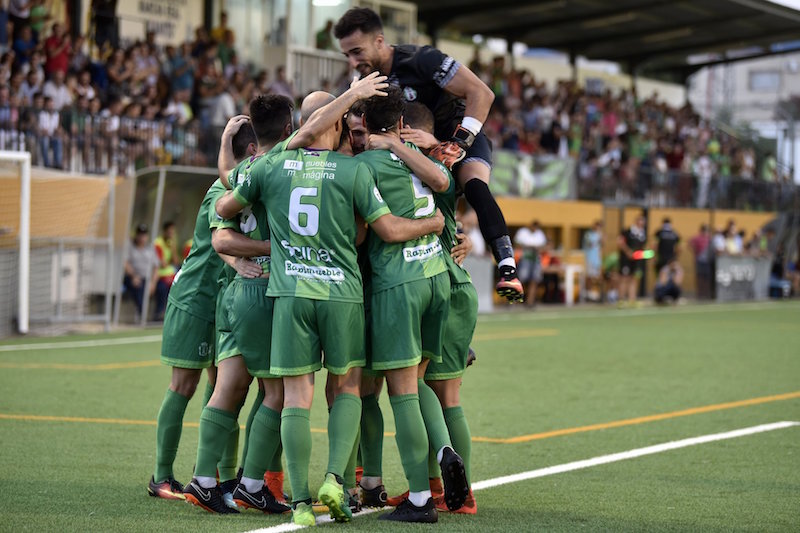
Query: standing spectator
653 217 680 274
28 0 47 42
315 19 334 50
693 149 715 208
152 220 179 319
168 42 194 94
42 69 72 110
12 24 35 66
617 214 647 306
0 83 20 149
8 0 31 40
514 220 547 307
37 95 63 168
0 3 9 55
689 224 712 299
582 220 603 301
268 65 295 101
210 11 233 45
43 22 70 76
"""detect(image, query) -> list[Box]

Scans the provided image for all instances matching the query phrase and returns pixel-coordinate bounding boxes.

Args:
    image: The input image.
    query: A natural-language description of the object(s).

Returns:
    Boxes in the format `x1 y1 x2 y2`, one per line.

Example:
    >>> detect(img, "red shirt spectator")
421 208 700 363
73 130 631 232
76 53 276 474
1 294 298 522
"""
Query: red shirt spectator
44 23 70 76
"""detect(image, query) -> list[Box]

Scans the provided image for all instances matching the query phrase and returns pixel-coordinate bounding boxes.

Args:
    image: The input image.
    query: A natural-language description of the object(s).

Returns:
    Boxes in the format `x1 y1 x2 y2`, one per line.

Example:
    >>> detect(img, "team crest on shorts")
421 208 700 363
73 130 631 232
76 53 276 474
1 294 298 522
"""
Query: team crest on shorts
198 342 210 357
403 87 417 101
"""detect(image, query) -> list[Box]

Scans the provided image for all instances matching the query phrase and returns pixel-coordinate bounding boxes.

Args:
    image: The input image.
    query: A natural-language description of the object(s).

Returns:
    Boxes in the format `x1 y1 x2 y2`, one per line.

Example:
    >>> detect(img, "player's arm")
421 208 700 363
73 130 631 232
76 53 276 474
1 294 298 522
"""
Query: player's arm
216 190 246 220
370 209 444 243
218 114 250 187
443 66 495 125
287 72 388 150
368 133 449 192
211 227 270 257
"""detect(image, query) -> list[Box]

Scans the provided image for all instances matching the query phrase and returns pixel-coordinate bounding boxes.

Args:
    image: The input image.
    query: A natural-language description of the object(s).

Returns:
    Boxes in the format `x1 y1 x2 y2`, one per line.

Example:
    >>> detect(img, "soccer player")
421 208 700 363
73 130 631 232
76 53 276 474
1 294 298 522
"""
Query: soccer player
334 7 524 303
356 88 469 523
147 117 265 501
217 83 445 527
401 101 479 513
182 96 295 515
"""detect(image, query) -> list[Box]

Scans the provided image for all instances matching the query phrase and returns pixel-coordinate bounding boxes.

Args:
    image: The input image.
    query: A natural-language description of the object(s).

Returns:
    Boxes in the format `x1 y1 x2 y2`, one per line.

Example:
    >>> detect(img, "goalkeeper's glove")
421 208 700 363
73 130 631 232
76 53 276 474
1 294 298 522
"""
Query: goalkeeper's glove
429 141 466 170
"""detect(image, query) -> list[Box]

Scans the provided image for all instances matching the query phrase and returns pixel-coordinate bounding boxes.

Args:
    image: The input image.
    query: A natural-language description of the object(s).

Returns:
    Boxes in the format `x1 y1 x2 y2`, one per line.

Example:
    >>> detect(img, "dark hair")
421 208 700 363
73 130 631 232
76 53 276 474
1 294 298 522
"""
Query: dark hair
162 221 175 232
334 7 383 39
232 122 257 160
249 94 293 145
402 102 434 134
363 86 404 134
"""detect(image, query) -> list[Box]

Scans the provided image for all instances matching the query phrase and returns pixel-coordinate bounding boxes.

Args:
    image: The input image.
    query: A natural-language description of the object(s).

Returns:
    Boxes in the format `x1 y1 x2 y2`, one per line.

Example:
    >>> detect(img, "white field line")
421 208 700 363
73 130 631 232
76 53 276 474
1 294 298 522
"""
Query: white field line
0 334 162 352
243 421 799 533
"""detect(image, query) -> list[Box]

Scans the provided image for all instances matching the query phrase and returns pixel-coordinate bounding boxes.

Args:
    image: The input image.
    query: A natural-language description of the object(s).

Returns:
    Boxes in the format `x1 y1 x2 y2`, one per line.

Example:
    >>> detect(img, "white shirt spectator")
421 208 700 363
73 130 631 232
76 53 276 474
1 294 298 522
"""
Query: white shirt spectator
209 91 237 128
43 81 73 111
38 109 60 136
514 226 547 249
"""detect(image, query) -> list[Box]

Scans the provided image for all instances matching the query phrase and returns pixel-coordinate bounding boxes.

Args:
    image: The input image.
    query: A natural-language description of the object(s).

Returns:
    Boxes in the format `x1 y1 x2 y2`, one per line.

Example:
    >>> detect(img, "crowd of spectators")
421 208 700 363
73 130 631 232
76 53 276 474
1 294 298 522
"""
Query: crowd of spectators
0 7 795 212
469 53 796 211
0 7 316 173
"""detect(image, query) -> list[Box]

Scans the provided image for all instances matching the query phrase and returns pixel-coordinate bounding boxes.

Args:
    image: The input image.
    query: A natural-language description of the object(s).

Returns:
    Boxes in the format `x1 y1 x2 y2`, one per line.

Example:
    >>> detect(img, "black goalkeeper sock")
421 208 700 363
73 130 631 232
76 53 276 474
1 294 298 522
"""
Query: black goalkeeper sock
463 179 516 272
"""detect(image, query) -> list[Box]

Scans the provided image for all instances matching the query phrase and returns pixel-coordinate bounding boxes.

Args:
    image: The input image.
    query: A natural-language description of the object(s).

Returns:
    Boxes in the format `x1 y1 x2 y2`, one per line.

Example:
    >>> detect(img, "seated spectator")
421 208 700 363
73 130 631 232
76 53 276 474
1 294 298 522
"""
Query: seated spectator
654 260 683 304
37 95 63 168
12 24 35 67
123 223 168 321
42 69 73 110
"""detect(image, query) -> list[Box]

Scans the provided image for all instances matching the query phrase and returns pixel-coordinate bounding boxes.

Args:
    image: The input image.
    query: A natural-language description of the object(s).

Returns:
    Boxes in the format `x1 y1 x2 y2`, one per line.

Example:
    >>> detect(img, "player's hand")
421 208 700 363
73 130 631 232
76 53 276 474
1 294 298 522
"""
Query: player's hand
400 127 439 150
432 208 445 236
349 71 388 100
429 141 465 170
222 114 250 139
450 232 472 266
234 257 263 279
367 132 398 151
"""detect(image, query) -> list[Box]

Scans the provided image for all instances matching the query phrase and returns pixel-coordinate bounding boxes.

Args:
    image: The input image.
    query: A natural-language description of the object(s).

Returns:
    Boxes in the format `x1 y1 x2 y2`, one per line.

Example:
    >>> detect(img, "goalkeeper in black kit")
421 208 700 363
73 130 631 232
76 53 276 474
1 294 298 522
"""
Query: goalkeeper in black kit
334 7 524 302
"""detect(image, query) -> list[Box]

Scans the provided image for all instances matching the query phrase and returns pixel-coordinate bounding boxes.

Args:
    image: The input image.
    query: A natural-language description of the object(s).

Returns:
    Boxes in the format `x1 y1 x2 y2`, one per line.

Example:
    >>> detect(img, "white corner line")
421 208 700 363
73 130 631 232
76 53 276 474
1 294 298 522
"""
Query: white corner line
242 421 799 533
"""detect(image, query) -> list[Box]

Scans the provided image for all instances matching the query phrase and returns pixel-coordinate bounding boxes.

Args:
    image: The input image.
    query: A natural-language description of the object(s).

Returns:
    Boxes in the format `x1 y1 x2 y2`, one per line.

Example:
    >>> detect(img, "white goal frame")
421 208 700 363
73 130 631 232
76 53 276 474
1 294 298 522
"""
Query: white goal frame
1 151 32 334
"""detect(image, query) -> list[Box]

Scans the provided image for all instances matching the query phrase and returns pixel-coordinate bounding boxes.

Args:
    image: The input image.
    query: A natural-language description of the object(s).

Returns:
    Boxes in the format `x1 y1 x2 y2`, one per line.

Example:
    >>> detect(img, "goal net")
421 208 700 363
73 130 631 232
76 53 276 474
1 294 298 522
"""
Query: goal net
0 151 122 337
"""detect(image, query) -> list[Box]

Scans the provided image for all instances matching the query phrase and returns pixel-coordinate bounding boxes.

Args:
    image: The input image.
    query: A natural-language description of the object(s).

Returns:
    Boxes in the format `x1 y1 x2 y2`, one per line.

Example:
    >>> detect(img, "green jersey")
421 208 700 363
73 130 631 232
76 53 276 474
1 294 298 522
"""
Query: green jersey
433 164 472 285
233 147 390 302
225 155 271 277
168 179 229 322
357 147 447 293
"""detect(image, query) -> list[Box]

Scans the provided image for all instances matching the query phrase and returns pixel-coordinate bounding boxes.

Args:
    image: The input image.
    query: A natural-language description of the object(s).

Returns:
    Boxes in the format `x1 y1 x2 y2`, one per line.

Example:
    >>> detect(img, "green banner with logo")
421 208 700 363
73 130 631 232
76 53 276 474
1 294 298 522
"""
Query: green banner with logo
489 150 575 199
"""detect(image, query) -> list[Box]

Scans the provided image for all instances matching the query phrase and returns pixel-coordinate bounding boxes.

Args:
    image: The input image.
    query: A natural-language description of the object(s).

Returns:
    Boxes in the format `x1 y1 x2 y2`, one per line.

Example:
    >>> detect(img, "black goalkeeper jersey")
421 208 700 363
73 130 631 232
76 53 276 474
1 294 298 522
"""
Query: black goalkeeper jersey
388 44 465 140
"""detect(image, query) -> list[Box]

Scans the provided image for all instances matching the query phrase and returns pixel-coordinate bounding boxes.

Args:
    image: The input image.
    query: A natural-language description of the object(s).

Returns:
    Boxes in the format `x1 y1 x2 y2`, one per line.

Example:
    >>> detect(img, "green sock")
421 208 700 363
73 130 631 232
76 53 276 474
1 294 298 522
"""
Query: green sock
344 425 361 490
389 394 429 493
359 393 383 477
242 405 282 481
269 439 283 472
201 381 214 409
194 407 237 479
418 379 451 452
281 407 312 503
240 387 265 470
428 445 439 479
217 397 245 483
154 388 190 482
444 406 472 485
327 393 361 478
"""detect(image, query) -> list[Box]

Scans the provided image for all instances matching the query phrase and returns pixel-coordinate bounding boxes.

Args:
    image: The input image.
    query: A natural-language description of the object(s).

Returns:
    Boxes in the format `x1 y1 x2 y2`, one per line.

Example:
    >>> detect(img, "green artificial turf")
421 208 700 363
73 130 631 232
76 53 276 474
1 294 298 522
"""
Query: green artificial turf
0 301 798 531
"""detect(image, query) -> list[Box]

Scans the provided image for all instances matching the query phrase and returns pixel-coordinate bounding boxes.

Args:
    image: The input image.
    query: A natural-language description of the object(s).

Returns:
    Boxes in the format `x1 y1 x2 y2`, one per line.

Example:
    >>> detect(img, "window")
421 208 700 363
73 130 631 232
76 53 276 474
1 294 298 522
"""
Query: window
748 71 781 92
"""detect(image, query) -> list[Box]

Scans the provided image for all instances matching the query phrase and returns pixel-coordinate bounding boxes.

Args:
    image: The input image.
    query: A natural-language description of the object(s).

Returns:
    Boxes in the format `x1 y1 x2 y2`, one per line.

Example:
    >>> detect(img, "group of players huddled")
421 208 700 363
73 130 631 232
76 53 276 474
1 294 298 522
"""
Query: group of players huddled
146 8 522 525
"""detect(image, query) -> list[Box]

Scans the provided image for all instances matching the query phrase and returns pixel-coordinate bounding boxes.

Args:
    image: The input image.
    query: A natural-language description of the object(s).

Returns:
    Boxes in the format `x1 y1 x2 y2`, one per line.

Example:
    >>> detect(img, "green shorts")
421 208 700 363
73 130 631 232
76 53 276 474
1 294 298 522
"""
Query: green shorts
161 302 215 369
369 273 450 371
270 297 365 376
216 277 276 378
426 282 478 380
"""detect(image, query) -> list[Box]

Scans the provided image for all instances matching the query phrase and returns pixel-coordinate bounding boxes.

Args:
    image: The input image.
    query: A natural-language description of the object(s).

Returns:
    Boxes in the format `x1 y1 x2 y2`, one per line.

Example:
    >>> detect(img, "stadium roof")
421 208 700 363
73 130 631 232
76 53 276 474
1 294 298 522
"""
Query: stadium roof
410 0 800 81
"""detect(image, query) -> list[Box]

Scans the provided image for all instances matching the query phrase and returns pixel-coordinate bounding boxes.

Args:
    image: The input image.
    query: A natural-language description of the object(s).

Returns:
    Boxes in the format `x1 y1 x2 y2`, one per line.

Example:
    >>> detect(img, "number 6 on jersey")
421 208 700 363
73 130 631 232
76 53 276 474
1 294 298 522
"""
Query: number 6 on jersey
289 187 320 236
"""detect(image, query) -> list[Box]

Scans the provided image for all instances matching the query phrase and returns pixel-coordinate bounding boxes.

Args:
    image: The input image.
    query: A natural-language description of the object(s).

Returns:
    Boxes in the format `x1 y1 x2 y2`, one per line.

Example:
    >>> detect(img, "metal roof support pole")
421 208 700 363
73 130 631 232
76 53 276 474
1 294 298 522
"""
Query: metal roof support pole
569 48 577 82
507 37 515 71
